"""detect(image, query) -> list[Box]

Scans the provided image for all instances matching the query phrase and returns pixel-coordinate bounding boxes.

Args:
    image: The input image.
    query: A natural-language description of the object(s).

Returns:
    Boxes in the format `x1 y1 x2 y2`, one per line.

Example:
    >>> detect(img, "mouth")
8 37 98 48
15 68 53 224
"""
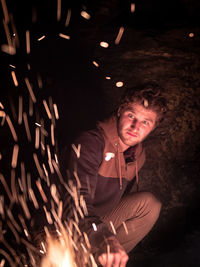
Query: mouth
127 131 138 137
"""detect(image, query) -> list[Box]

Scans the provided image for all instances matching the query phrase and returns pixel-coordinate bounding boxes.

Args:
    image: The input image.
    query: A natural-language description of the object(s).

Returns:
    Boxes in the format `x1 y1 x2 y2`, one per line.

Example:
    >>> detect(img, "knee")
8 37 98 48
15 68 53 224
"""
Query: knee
144 192 162 220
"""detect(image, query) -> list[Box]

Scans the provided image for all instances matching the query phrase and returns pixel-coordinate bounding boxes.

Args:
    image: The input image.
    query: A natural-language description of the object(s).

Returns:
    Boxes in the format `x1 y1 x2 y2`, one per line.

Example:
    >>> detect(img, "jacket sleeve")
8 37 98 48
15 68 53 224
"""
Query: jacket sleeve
64 129 114 252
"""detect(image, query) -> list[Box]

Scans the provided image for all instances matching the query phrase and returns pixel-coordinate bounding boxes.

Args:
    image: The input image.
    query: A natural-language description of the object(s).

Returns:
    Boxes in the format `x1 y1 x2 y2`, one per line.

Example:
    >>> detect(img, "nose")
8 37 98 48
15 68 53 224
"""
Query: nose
131 119 140 130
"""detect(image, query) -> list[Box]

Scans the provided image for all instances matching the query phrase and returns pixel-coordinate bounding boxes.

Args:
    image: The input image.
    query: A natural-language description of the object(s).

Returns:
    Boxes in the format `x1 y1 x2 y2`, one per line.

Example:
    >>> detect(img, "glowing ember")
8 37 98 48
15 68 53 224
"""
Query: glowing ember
116 81 124 87
80 10 91 20
131 3 135 13
26 30 30 54
92 61 99 67
100 41 109 48
65 8 71 27
59 33 70 40
38 35 46 41
115 27 124 45
105 76 111 80
189 32 194 38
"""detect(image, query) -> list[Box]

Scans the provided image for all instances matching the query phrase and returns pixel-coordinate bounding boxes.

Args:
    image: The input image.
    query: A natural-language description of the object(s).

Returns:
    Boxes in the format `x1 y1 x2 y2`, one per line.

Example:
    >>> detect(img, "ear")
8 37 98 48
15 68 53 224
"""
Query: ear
117 107 121 117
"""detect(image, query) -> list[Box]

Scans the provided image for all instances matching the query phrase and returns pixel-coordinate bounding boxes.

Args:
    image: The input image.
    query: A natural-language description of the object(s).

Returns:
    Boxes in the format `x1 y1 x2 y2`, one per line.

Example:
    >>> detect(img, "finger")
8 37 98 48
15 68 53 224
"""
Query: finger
98 254 107 266
119 253 129 267
112 254 121 267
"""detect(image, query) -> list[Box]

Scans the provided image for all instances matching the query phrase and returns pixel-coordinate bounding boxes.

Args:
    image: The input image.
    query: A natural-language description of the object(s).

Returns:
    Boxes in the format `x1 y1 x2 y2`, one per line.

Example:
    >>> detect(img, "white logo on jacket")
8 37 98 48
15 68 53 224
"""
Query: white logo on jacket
105 152 115 161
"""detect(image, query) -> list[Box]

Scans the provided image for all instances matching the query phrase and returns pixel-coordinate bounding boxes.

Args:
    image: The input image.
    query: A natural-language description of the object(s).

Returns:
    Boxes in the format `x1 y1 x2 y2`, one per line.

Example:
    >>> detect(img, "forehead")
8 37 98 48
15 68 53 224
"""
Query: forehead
123 102 157 121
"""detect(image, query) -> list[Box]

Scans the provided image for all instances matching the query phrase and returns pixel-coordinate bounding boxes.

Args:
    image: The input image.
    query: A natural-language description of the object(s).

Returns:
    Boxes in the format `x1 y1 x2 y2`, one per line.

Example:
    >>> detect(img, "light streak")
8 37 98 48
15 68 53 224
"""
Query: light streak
37 74 43 88
7 221 20 244
26 30 30 54
23 112 32 141
29 188 39 209
109 221 116 235
9 64 16 68
24 77 37 103
29 95 33 116
2 18 12 46
38 35 46 41
35 126 40 149
11 144 19 168
43 205 53 224
1 43 16 55
11 71 18 87
105 76 111 80
33 153 44 178
92 61 99 67
115 27 124 45
1 0 9 23
51 123 55 146
0 173 13 203
0 102 4 109
81 10 91 20
131 3 135 13
143 99 148 107
18 195 31 219
122 221 129 235
7 209 21 232
11 169 18 203
65 8 71 27
36 178 48 202
18 96 23 124
53 103 59 119
43 99 52 119
71 143 81 158
59 33 70 40
27 63 31 70
57 0 61 21
50 184 60 205
6 115 18 141
92 223 97 231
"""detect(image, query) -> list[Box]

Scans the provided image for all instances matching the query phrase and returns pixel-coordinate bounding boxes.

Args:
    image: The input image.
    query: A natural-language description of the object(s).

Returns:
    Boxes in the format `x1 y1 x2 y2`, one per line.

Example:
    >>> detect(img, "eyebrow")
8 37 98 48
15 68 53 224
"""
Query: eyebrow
125 107 154 123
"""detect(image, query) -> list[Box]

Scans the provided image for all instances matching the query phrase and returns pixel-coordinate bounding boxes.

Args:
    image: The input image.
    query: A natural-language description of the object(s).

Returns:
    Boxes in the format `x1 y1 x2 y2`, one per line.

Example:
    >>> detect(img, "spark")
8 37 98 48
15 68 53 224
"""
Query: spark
59 33 70 40
52 159 64 184
116 81 124 87
115 26 124 45
0 102 4 109
0 153 2 160
53 103 59 119
105 76 111 80
58 201 63 219
29 188 39 209
18 195 31 219
18 95 23 124
131 3 135 13
9 13 20 48
38 35 46 41
65 8 71 27
35 126 40 149
43 99 52 119
2 18 12 46
43 206 53 224
36 178 48 202
6 115 18 141
24 77 37 103
71 143 81 158
23 112 32 141
21 162 27 198
50 184 60 205
109 221 116 235
42 163 50 186
81 10 91 20
26 30 30 54
0 111 5 117
11 144 19 168
9 64 16 68
7 221 20 244
0 259 5 267
54 153 58 164
122 221 129 235
100 41 109 48
92 61 99 67
57 0 61 21
1 0 9 23
33 153 44 178
29 95 33 116
27 63 31 70
37 73 43 88
7 209 21 232
35 122 41 127
51 123 55 146
189 32 194 38
92 223 97 231
11 169 18 202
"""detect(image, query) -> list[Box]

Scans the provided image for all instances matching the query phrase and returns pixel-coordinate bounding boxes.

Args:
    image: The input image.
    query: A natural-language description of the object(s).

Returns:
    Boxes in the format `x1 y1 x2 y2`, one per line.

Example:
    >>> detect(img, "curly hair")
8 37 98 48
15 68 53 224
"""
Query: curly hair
119 83 168 124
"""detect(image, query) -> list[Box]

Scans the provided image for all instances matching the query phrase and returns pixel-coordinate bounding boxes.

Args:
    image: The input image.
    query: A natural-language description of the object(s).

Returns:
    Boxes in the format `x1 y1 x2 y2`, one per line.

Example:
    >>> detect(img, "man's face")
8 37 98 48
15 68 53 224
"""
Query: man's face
117 102 157 151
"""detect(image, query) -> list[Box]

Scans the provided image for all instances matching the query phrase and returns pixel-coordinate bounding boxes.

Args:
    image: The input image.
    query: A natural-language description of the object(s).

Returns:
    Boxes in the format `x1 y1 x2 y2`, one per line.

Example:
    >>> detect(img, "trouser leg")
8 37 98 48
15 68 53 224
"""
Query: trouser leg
101 191 162 253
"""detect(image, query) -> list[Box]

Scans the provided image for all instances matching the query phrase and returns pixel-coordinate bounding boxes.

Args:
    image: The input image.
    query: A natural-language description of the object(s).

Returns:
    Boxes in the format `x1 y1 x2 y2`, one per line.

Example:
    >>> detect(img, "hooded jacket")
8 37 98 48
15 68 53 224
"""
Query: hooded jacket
67 116 146 251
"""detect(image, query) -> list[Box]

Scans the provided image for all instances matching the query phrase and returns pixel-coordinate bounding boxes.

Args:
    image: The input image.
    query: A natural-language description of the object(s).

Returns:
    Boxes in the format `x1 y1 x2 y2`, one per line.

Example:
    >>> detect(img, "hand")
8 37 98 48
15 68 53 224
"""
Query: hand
97 236 129 267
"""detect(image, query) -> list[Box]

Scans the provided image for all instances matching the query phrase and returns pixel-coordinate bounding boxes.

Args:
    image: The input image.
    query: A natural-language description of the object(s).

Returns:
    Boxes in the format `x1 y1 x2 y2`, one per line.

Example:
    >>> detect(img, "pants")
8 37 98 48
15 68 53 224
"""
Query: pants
101 191 162 253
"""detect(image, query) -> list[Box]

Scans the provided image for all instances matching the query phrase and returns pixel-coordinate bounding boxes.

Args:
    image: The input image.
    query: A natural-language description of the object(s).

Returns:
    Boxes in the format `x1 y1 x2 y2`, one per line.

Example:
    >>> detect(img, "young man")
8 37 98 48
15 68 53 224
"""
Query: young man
67 83 167 267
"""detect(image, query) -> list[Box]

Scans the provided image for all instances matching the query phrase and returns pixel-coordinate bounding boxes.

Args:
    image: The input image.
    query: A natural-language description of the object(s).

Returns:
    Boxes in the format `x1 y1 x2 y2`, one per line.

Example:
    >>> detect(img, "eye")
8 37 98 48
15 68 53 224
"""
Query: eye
143 121 149 126
128 113 134 119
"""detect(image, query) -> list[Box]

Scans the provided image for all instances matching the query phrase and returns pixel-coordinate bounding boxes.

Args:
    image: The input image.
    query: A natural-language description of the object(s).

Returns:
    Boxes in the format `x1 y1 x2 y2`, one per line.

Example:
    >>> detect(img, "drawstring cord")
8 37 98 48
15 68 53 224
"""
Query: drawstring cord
117 145 123 190
136 160 139 192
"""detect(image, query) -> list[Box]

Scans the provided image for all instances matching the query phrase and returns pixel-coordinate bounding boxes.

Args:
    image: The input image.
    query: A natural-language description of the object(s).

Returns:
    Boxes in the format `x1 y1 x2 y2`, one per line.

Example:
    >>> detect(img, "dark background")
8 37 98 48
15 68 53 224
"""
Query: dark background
1 1 200 266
